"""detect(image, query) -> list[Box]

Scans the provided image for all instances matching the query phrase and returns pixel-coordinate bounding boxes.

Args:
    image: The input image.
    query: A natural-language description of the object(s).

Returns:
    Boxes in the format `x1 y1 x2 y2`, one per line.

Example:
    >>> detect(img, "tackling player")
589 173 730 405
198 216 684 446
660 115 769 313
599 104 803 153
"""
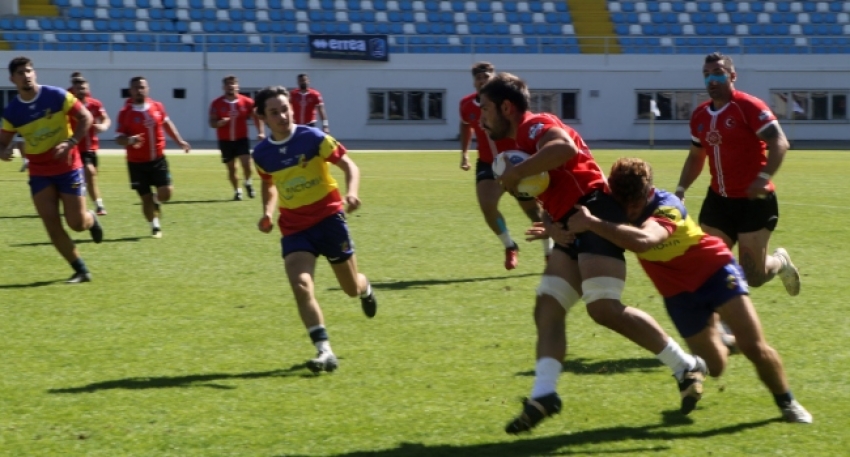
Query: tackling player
208 75 265 201
0 56 103 283
253 85 377 374
115 76 191 238
479 73 703 434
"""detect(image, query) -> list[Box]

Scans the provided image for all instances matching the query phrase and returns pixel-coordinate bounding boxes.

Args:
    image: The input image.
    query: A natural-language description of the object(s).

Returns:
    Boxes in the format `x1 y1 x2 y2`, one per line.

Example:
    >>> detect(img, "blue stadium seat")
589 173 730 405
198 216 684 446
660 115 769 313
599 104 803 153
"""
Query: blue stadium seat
321 0 334 9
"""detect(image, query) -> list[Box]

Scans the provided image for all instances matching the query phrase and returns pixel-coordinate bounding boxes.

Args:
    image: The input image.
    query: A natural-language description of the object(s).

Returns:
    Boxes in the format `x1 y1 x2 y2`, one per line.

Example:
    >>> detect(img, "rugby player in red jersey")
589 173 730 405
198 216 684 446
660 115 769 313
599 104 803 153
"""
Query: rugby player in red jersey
558 157 812 423
479 73 703 434
459 62 550 270
208 75 265 201
289 73 330 133
72 76 111 215
676 53 800 297
115 76 190 238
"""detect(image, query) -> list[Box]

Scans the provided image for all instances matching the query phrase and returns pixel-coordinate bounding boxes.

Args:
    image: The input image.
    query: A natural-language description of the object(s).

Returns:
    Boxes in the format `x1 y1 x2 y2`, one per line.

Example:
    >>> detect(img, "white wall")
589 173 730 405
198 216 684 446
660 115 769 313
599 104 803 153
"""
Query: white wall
0 1 18 15
1 50 848 142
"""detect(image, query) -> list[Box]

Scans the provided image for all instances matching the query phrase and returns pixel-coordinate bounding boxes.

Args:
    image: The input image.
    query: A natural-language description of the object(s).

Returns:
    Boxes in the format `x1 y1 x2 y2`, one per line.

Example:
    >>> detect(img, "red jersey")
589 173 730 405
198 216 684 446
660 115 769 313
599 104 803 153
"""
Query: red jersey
209 94 255 141
459 93 516 163
690 90 777 198
289 88 324 125
635 190 734 297
514 112 607 220
115 99 169 163
76 97 105 153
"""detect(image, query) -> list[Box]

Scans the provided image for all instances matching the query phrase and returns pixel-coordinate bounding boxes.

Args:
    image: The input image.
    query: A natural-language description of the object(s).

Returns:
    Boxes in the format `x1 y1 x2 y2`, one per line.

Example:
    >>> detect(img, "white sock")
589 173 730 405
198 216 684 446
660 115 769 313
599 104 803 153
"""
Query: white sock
530 357 562 399
360 282 372 298
96 198 103 207
151 217 160 229
315 340 331 353
656 337 696 381
245 178 252 186
497 231 514 248
542 238 554 256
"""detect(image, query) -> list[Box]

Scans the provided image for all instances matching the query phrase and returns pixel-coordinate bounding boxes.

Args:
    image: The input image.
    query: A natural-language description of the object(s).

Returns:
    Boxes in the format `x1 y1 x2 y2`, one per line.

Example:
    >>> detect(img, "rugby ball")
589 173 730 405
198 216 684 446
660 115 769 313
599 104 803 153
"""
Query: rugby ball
492 150 550 198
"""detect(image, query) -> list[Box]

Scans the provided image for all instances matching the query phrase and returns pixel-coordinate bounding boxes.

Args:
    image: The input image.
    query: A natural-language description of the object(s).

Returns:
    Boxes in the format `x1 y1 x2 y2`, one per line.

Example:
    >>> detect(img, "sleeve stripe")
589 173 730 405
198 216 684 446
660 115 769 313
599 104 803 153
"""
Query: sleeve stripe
755 119 779 135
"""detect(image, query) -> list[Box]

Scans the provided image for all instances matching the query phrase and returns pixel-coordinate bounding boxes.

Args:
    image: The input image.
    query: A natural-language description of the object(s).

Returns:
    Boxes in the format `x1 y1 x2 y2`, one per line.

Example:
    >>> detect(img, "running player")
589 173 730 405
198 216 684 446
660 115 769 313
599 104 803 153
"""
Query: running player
253 85 377 374
208 75 265 201
115 76 191 238
460 61 551 270
289 73 330 133
0 56 103 283
71 76 111 215
478 73 703 434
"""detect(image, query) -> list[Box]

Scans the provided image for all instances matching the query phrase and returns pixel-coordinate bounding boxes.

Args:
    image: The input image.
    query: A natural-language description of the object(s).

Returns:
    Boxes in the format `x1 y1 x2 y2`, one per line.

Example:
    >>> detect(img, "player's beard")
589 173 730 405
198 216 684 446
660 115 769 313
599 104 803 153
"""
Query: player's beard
299 84 308 90
486 115 511 140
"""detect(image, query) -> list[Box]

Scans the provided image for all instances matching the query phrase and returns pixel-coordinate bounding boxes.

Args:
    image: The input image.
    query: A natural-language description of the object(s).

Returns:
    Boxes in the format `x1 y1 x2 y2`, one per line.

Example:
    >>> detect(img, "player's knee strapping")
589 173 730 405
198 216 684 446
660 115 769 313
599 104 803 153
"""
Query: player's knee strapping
536 275 580 310
581 277 625 304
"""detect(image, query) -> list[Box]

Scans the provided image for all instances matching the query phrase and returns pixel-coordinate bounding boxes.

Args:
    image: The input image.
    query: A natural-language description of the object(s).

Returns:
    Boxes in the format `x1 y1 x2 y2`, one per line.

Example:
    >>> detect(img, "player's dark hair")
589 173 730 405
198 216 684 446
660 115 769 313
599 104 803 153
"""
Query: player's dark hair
297 73 308 80
130 76 146 85
254 85 289 116
478 72 529 114
223 75 237 84
72 76 87 85
70 71 82 78
608 158 654 205
471 61 494 76
705 52 735 72
8 56 32 75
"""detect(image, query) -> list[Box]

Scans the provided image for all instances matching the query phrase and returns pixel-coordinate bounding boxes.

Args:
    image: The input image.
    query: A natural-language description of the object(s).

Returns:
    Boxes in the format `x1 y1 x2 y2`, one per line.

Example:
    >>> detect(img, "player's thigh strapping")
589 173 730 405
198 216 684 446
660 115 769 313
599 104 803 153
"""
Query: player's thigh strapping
665 261 749 338
29 168 87 197
127 157 172 196
280 212 355 264
218 138 251 164
699 188 779 243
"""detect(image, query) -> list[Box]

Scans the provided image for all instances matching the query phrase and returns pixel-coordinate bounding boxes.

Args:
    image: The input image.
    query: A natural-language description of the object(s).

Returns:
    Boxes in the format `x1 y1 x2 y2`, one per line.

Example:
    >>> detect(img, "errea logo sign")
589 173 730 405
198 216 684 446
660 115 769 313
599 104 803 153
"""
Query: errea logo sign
311 38 367 52
308 34 389 62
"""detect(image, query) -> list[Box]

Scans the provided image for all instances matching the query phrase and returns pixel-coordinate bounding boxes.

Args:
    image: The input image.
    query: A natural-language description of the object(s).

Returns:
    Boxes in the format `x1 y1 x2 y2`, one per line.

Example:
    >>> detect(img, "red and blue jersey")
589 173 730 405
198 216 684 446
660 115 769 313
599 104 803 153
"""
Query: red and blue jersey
252 125 346 235
1 85 83 176
634 189 734 297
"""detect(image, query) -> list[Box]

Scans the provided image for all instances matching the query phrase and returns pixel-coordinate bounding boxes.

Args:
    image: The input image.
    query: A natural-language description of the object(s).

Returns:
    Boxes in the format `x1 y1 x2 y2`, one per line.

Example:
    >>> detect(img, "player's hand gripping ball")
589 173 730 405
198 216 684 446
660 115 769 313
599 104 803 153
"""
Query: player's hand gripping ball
492 150 550 198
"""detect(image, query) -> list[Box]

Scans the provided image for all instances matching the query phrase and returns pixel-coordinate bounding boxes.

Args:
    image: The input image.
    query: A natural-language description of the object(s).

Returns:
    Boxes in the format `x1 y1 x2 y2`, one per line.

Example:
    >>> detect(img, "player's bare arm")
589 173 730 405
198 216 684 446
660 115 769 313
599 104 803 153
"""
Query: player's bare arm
252 112 265 139
93 110 111 133
164 119 191 152
258 178 277 233
675 143 707 200
55 105 93 163
459 121 472 171
335 154 362 213
115 133 141 147
318 105 330 133
501 128 576 194
757 122 790 175
0 130 14 161
567 205 670 253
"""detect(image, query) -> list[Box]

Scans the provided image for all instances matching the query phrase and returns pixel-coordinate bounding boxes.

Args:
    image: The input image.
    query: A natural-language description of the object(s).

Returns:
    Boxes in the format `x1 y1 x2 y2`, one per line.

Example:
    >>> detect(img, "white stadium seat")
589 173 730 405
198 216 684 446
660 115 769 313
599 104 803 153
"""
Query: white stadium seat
629 24 641 34
297 22 309 33
532 12 544 23
256 10 268 20
296 10 307 21
683 23 695 34
517 2 528 12
413 0 424 11
790 24 802 34
736 24 748 35
189 21 202 32
181 34 193 44
403 22 415 33
795 36 808 46
414 12 426 21
659 2 671 13
609 2 621 13
660 37 671 46
685 2 697 13
493 12 505 22
764 2 776 13
387 1 398 11
453 12 464 22
465 1 475 12
448 35 460 45
798 13 810 23
336 11 348 21
137 9 149 19
543 1 555 13
26 19 39 30
95 8 108 19
350 23 362 33
512 36 523 45
244 22 256 33
375 11 387 21
791 2 802 12
440 1 452 12
562 24 574 34
176 0 188 8
816 2 828 13
249 34 262 44
758 13 769 24
308 0 319 9
177 9 189 20
111 33 125 43
216 10 228 20
635 2 646 13
136 20 148 31
456 23 469 34
639 12 650 23
509 23 521 34
727 37 739 46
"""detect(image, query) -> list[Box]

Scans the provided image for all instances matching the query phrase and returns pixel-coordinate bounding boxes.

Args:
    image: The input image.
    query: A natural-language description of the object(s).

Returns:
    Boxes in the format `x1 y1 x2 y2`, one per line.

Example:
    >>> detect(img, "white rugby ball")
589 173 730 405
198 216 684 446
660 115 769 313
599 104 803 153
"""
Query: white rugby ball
492 150 550 198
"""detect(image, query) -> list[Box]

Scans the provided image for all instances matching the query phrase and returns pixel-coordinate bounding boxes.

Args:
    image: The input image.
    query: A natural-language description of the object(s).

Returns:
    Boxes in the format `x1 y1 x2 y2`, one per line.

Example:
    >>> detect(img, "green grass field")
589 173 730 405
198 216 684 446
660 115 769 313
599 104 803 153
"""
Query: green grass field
1 149 849 456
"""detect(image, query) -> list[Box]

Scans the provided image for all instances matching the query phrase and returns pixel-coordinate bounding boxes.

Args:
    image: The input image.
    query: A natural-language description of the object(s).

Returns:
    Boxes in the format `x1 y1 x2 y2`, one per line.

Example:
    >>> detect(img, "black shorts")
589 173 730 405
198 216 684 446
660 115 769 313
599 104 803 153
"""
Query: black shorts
555 189 627 261
81 151 98 168
218 138 251 163
698 187 779 244
128 157 171 196
475 159 534 201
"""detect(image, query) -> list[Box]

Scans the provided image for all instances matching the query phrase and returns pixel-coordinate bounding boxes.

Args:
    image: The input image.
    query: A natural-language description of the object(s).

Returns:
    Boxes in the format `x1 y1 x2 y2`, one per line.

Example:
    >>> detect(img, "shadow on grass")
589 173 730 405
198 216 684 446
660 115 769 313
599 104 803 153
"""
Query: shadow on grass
9 236 146 247
275 416 778 457
47 363 321 394
327 273 539 292
133 199 234 205
0 214 38 219
0 279 65 289
515 357 663 377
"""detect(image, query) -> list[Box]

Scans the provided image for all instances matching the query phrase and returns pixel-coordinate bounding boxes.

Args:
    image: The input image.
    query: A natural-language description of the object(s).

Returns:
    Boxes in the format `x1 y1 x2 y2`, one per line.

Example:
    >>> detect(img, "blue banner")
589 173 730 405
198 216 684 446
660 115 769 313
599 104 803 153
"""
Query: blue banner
308 35 389 62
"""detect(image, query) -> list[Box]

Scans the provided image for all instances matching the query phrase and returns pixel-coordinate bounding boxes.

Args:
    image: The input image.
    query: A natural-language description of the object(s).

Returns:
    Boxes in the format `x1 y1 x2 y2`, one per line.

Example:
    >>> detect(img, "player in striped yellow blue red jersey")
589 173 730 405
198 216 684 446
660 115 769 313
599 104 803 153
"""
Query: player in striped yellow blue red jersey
252 85 377 374
480 72 704 434
0 56 103 283
558 157 812 424
676 53 800 297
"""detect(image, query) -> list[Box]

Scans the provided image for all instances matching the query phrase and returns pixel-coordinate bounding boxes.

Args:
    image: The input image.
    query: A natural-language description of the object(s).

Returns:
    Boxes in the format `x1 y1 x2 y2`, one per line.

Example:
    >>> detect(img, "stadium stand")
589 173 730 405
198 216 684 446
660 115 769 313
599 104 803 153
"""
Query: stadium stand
0 0 848 53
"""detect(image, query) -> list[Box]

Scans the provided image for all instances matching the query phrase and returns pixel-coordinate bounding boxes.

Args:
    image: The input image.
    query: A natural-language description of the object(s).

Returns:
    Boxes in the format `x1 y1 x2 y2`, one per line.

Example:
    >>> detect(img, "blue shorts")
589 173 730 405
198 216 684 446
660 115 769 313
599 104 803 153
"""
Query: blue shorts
280 212 355 264
664 261 750 338
29 168 86 197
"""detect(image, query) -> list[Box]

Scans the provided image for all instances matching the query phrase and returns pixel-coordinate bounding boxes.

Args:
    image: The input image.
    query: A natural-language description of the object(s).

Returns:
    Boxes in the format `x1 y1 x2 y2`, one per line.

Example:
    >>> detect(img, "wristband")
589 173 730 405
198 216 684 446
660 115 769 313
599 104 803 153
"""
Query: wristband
322 120 329 127
675 185 686 193
757 172 771 180
66 137 78 146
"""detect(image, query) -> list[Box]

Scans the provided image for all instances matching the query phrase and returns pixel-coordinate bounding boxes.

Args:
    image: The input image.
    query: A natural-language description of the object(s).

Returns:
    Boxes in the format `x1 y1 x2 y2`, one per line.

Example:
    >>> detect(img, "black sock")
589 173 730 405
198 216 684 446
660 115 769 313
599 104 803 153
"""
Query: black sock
309 326 329 344
70 258 89 275
774 392 794 408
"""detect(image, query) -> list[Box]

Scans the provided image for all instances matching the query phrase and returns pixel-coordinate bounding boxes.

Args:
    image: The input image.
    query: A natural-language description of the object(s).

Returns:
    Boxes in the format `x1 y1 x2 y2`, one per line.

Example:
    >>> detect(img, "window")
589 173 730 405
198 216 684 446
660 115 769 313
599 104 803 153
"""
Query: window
368 89 445 122
770 90 849 121
635 90 708 121
529 90 579 121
